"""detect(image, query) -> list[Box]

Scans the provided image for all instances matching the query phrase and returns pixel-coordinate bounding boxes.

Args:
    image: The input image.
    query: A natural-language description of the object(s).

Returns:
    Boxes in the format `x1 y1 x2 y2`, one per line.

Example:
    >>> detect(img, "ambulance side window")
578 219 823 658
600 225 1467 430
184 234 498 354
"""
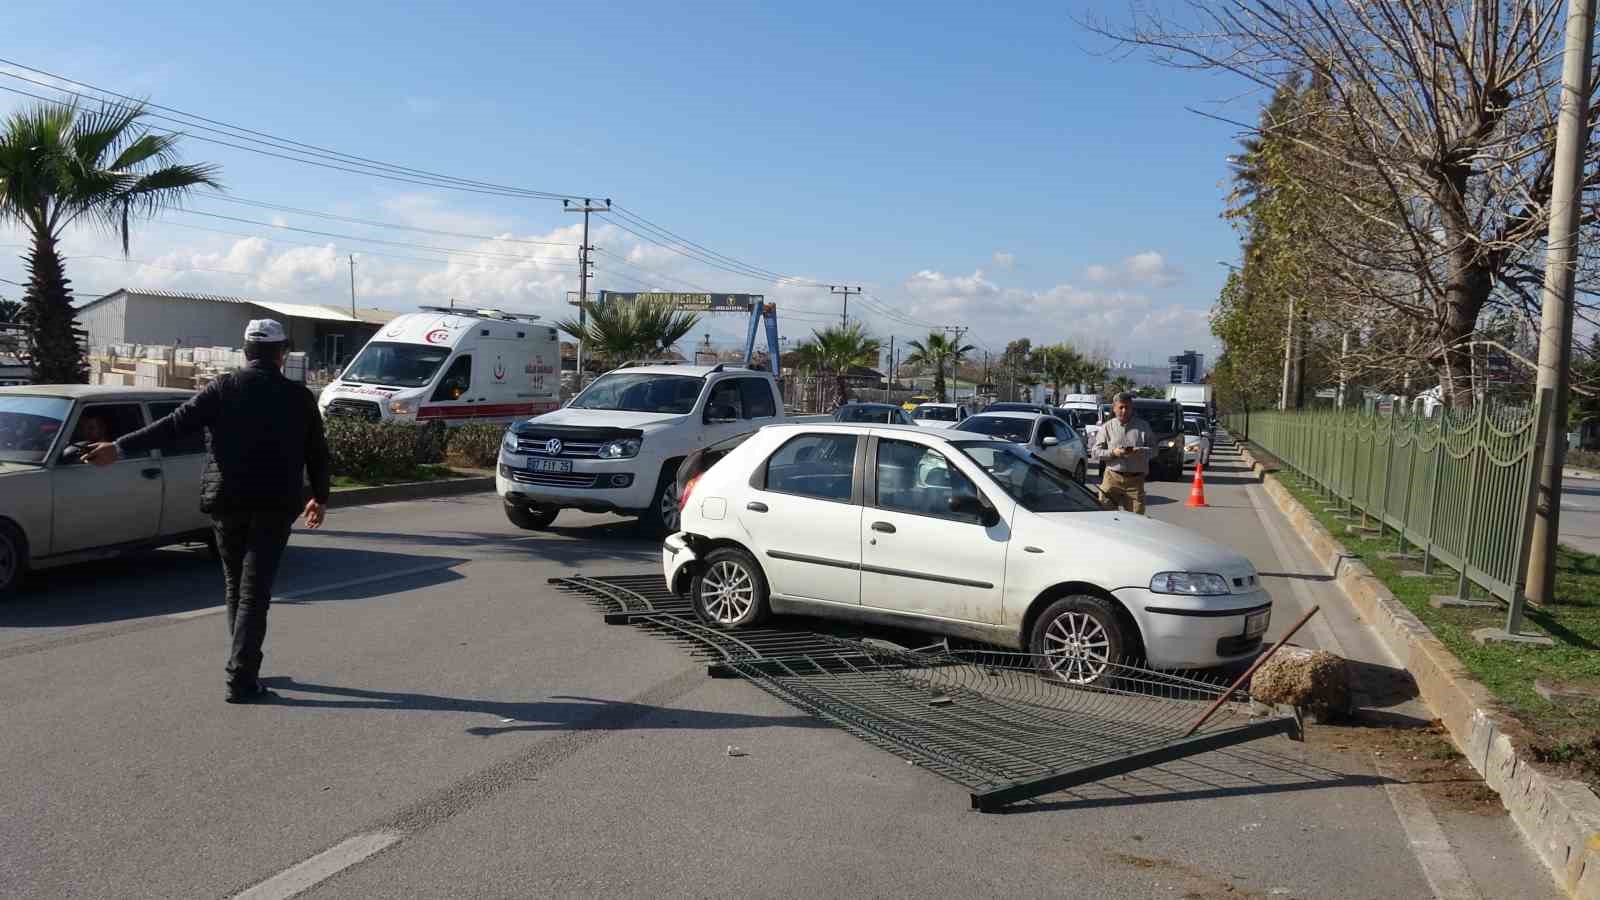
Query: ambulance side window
432 355 472 401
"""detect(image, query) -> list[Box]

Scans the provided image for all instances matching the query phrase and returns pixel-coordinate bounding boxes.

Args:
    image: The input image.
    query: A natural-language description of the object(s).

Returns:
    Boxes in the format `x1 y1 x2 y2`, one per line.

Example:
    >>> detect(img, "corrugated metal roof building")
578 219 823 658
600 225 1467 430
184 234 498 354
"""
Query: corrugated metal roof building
75 289 398 366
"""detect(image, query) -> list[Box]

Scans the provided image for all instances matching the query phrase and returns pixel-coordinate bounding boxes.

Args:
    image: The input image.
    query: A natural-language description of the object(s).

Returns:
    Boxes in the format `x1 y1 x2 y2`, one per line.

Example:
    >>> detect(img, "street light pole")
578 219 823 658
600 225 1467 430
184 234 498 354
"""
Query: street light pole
1526 0 1597 606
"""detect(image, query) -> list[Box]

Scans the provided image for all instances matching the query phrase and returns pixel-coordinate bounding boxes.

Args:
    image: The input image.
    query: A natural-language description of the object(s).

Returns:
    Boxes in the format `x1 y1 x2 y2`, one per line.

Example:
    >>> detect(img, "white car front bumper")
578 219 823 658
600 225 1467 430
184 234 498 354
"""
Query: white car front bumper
1116 586 1272 669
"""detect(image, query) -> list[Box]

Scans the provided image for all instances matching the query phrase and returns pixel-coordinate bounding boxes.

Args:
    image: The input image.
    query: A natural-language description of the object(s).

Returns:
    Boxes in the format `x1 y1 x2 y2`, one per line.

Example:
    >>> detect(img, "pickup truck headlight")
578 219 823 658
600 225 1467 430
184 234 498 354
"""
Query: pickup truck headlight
389 398 419 417
598 438 642 459
1160 438 1179 450
1149 572 1230 596
502 429 519 453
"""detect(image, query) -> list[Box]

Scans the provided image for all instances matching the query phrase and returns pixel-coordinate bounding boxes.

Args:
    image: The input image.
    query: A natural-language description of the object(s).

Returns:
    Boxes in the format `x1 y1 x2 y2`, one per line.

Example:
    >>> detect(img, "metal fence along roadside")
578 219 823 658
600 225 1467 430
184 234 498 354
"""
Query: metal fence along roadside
1225 393 1551 631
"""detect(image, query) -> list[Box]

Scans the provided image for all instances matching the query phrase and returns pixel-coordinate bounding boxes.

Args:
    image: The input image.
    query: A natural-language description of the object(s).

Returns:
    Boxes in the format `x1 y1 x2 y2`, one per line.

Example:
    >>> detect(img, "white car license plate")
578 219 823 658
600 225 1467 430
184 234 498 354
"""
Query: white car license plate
528 458 572 474
1244 608 1270 638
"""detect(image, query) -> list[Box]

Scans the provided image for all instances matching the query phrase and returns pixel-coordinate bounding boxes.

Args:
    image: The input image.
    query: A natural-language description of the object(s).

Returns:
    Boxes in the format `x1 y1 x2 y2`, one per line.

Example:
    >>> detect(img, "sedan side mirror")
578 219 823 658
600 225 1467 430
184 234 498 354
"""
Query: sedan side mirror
1041 436 1060 447
948 493 999 527
704 403 739 424
60 443 85 465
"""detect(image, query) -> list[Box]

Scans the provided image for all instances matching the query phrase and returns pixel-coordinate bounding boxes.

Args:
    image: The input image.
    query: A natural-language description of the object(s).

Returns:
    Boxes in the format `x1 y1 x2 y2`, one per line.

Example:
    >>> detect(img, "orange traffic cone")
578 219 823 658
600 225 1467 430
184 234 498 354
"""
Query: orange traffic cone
1185 461 1209 508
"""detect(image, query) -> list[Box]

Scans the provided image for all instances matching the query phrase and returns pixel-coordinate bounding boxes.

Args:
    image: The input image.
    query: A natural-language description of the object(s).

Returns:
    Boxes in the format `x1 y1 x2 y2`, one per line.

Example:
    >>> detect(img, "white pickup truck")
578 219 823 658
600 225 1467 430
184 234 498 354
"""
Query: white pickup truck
496 363 788 534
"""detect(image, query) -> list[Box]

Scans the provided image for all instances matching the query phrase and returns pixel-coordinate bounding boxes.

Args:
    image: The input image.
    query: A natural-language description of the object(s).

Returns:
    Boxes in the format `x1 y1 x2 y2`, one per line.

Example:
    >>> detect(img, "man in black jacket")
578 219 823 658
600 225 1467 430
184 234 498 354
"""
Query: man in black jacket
85 319 331 703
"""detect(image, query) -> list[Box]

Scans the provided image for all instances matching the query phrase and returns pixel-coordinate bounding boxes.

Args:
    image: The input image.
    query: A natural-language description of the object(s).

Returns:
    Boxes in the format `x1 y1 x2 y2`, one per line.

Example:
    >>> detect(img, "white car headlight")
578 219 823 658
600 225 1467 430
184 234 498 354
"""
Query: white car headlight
1149 572 1230 596
502 429 519 453
598 438 642 459
389 397 419 417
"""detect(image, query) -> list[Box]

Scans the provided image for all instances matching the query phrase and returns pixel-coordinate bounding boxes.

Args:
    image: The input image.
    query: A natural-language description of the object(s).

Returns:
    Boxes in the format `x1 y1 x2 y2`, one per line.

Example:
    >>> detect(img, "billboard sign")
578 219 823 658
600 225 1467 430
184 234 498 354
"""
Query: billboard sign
598 291 762 311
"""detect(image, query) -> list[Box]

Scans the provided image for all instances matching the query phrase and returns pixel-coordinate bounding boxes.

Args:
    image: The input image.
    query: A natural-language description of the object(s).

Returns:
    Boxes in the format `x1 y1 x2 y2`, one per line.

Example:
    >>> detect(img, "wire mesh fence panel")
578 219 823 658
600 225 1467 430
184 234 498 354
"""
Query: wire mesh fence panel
1224 398 1542 605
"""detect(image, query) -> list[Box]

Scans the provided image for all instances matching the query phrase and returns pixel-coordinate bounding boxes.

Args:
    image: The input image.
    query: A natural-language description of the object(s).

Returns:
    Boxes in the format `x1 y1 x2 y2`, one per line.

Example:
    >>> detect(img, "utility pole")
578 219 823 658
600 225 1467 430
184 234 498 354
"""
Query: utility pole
887 334 895 387
564 198 610 385
1527 0 1597 608
347 254 357 318
943 325 968 403
830 285 861 329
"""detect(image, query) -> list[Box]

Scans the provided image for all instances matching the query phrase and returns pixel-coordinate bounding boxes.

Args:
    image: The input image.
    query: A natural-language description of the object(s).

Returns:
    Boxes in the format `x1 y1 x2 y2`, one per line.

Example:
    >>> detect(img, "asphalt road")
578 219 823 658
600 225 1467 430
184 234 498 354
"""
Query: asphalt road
0 449 1562 899
1559 473 1600 555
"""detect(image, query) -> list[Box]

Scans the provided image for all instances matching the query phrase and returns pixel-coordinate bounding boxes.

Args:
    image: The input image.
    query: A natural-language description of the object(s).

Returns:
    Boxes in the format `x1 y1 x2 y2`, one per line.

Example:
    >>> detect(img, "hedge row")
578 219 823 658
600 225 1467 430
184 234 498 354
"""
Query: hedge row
323 419 504 482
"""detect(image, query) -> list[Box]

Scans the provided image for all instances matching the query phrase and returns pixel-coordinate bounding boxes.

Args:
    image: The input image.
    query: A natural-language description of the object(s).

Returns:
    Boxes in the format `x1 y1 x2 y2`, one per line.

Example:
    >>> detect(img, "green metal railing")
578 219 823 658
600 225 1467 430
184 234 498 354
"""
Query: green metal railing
1225 392 1551 619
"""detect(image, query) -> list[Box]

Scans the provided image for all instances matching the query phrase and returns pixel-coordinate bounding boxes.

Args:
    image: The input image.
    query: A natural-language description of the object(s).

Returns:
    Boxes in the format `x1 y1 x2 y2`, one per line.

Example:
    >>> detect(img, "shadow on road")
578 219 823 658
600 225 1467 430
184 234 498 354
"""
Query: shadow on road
311 523 661 566
1 545 463 628
258 676 827 736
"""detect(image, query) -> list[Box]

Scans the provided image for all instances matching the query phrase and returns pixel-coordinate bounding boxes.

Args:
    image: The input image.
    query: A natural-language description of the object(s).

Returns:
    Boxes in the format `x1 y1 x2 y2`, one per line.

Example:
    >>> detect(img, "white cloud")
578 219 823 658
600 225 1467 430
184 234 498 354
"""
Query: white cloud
992 251 1016 269
1083 251 1182 289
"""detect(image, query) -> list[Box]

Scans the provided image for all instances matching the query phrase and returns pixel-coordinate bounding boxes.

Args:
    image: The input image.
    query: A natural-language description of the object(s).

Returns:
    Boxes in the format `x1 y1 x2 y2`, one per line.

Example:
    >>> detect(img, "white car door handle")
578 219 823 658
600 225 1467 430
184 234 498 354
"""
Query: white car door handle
871 521 896 534
746 501 768 513
1024 546 1044 553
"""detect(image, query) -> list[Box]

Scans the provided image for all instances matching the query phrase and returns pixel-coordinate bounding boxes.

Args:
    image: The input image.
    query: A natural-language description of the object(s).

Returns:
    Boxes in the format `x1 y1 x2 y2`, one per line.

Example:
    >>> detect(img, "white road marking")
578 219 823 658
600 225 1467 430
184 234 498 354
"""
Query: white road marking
232 830 402 900
162 561 462 622
1238 460 1482 900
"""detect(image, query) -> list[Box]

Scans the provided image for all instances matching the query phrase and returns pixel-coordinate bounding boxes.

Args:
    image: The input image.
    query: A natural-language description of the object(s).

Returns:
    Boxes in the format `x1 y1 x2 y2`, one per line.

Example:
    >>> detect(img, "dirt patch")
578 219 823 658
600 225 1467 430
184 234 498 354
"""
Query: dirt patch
1104 851 1281 899
1308 720 1503 815
1529 730 1600 789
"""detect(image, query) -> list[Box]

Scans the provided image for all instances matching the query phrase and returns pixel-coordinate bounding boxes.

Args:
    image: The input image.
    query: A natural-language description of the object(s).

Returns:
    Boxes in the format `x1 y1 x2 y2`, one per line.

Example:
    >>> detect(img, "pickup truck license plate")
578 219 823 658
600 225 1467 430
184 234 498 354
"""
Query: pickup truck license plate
528 458 572 474
1244 608 1270 638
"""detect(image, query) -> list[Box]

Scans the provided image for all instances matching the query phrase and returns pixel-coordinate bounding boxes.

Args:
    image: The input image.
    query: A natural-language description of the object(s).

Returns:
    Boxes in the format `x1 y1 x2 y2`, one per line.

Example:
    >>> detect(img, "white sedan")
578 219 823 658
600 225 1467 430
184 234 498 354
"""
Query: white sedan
664 423 1272 682
1183 417 1212 468
954 411 1089 482
0 385 210 594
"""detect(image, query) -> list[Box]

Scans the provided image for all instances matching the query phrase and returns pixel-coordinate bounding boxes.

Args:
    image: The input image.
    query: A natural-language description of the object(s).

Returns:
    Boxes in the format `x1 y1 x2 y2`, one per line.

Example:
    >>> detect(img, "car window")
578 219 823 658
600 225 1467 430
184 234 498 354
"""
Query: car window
0 395 72 464
836 405 893 424
570 373 704 413
739 379 776 419
874 439 985 524
148 401 207 456
431 355 471 402
708 379 743 418
1049 419 1076 445
911 405 959 421
761 433 857 502
954 415 1032 443
66 403 149 461
954 441 1101 513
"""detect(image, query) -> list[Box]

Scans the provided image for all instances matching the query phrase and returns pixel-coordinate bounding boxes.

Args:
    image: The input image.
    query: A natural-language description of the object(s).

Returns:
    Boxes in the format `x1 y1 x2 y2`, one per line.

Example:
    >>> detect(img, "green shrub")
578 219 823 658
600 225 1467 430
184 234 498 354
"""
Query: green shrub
445 422 506 469
1571 448 1600 472
324 418 445 482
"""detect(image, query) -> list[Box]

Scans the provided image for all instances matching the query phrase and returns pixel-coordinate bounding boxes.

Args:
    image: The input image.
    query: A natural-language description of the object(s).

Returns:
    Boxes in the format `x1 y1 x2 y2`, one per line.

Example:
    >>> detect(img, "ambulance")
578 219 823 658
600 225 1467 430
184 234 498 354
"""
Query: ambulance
318 306 561 426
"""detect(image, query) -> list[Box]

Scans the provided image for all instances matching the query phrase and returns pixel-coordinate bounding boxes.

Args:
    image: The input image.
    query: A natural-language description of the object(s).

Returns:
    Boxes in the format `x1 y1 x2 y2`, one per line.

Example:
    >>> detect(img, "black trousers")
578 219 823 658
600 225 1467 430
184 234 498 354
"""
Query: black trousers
212 509 297 687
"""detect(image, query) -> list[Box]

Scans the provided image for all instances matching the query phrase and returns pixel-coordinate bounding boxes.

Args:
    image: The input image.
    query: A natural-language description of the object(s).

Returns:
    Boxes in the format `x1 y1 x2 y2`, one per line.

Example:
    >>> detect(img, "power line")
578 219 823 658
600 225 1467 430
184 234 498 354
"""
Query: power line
0 62 592 202
204 195 575 246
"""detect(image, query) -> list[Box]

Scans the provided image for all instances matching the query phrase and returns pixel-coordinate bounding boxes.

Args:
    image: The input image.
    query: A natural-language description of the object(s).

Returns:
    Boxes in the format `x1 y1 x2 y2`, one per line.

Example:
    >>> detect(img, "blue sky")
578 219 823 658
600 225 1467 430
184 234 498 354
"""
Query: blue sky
2 1 1258 365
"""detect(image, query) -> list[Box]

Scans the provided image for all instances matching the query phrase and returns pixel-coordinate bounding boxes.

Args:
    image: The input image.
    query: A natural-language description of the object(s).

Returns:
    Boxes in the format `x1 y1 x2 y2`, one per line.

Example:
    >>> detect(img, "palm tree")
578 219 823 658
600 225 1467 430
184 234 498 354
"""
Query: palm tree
0 101 220 383
904 331 974 403
1038 344 1084 404
794 323 881 409
1109 376 1136 397
555 298 700 368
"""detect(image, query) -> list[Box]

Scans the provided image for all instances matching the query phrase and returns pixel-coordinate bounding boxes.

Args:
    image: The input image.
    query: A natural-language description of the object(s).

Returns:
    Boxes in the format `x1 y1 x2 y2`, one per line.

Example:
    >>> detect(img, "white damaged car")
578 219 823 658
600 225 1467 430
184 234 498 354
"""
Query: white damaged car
664 423 1270 682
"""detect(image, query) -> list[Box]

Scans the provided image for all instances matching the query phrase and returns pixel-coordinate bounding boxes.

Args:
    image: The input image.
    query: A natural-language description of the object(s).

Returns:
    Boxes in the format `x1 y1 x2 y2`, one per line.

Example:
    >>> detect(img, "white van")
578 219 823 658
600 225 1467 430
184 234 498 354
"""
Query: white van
319 307 560 426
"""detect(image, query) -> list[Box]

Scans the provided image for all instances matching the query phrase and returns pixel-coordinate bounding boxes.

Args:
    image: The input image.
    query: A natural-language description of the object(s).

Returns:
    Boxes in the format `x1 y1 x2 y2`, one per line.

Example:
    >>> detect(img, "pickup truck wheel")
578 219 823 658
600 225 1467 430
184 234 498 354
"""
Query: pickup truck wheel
690 547 770 629
0 521 26 596
639 463 682 537
505 501 558 531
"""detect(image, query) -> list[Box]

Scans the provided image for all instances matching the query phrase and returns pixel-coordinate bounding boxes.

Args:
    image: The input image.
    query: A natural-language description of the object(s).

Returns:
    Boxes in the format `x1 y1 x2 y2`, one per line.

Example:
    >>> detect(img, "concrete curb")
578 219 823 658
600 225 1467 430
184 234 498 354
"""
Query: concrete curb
1233 440 1600 899
325 476 495 510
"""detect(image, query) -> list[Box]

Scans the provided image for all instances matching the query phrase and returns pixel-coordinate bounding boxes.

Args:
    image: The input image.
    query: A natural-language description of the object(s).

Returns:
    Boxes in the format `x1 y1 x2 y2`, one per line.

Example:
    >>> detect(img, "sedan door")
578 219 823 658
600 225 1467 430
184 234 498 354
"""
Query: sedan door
860 436 1010 625
52 402 162 555
737 432 863 607
148 399 211 537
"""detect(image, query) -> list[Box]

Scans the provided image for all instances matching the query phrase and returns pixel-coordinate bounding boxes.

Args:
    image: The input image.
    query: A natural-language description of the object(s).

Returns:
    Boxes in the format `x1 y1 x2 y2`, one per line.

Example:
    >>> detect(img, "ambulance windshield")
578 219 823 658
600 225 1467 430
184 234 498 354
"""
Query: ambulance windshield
342 342 452 388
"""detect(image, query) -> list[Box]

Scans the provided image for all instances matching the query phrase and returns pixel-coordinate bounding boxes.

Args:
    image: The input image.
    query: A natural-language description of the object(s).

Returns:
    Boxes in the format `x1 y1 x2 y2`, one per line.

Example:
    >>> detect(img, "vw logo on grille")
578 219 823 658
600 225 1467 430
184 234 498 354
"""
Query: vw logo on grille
543 438 563 455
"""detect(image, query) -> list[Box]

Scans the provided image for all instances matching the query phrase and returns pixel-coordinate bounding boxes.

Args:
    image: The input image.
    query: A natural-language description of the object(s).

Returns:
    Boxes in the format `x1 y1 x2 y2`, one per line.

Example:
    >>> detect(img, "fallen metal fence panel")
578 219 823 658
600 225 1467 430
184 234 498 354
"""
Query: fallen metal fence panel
550 574 1299 811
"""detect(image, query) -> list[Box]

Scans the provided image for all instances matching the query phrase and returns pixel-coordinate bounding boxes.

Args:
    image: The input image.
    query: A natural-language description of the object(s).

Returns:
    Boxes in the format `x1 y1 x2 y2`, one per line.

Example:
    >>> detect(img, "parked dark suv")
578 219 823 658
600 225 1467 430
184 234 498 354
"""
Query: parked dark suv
1131 398 1185 480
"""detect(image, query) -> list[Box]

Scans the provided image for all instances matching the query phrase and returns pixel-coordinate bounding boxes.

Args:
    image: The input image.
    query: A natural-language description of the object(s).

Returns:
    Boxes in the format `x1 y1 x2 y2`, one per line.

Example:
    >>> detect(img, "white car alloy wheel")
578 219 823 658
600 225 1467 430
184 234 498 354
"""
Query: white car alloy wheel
701 559 754 624
1043 612 1111 684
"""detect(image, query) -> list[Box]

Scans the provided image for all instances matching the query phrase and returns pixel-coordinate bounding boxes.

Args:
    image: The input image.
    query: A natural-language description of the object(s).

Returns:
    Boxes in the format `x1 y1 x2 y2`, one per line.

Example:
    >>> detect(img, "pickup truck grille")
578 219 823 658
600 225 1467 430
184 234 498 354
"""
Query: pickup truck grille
326 399 382 422
507 470 600 488
515 436 606 458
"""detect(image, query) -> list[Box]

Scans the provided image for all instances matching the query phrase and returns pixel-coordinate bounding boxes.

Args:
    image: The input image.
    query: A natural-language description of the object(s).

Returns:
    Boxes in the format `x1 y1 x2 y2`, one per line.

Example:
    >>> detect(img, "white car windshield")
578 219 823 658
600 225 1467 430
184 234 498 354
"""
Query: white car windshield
570 373 704 413
956 415 1032 443
342 342 451 388
0 395 72 464
954 440 1102 513
913 406 959 421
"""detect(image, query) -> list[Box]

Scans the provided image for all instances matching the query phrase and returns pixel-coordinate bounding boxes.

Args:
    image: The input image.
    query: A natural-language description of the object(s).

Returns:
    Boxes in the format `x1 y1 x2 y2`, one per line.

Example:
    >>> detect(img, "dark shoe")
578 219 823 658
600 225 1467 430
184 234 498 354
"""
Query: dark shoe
225 680 273 704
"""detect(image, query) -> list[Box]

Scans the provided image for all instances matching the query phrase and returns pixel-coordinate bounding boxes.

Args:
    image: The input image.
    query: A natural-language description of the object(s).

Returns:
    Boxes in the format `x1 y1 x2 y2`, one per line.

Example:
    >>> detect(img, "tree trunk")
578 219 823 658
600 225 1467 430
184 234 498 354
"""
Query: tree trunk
23 233 88 385
1433 255 1492 408
933 366 947 403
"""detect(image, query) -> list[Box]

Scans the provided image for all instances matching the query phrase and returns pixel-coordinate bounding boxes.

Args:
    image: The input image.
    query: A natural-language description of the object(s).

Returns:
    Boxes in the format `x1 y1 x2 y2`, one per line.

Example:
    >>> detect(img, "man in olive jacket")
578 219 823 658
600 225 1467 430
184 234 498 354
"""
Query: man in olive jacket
86 320 330 703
